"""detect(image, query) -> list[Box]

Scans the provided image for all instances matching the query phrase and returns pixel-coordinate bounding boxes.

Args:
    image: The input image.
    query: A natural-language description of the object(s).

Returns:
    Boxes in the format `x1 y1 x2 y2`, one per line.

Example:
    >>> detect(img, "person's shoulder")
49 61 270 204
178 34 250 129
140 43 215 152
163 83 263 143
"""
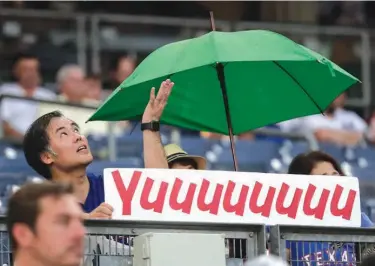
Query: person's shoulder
0 83 23 95
87 172 103 181
35 87 57 100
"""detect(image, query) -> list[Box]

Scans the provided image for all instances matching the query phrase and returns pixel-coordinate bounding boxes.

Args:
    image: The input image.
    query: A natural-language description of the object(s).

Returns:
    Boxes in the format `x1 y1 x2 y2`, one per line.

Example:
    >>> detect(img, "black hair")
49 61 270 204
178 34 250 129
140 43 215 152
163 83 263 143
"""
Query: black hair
288 151 345 175
23 111 64 179
12 52 39 67
168 158 198 170
7 181 74 252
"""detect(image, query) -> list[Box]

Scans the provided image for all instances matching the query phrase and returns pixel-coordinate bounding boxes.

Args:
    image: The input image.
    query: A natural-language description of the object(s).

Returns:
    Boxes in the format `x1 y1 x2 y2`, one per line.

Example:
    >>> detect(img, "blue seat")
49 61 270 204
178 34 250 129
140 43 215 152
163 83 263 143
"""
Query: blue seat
352 146 375 161
0 173 27 196
116 137 143 158
288 141 310 158
179 137 217 157
0 157 38 176
88 134 144 158
350 165 375 181
318 143 346 162
212 140 279 172
86 157 143 176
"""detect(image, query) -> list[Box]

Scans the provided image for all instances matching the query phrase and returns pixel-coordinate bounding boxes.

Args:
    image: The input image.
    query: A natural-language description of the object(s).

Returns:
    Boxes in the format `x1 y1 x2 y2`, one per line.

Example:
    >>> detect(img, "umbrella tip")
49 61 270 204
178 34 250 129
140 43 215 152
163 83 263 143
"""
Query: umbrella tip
209 11 216 31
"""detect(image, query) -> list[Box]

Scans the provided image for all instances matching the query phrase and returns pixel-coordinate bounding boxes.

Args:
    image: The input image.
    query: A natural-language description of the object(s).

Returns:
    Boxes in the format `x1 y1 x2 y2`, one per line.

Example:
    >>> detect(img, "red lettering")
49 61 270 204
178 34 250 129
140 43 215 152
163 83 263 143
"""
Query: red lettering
169 178 197 214
330 185 357 220
112 170 141 215
275 183 303 218
197 179 224 215
140 177 169 213
223 181 249 216
303 184 330 219
249 181 276 217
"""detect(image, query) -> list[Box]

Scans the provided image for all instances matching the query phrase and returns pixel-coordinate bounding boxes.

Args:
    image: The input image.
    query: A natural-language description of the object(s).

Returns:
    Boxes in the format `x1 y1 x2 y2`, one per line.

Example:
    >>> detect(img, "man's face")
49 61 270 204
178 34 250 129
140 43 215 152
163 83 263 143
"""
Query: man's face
14 58 41 88
25 195 85 266
43 116 93 171
115 57 135 83
61 69 86 101
332 93 347 108
85 78 102 100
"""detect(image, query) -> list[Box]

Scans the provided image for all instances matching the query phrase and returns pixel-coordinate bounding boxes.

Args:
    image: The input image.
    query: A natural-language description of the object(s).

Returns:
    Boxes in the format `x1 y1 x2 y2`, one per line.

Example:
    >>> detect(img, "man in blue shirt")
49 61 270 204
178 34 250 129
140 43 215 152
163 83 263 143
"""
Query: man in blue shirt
22 79 175 218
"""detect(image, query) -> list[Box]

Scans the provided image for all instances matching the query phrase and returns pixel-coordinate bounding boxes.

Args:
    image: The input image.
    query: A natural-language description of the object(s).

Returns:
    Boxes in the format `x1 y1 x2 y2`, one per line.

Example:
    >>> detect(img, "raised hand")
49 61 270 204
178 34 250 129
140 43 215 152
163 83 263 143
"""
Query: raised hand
142 79 174 123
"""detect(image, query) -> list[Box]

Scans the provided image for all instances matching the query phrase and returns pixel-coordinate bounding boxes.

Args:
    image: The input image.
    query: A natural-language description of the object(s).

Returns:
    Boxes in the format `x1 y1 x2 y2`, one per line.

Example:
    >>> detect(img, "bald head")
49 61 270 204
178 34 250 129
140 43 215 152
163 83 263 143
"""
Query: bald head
56 65 86 102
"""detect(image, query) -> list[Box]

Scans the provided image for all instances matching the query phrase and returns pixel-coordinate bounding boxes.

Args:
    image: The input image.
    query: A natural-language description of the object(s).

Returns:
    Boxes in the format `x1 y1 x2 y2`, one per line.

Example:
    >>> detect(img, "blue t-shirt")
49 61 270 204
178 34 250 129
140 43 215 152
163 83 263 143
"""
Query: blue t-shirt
287 212 373 266
82 173 105 213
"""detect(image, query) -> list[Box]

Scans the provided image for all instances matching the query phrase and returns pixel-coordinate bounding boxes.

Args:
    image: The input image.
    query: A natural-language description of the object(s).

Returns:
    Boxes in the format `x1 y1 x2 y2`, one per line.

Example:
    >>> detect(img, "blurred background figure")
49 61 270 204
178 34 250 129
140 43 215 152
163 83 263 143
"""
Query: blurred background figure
7 182 85 266
280 92 367 146
0 53 56 139
84 73 103 103
104 54 136 91
56 64 87 104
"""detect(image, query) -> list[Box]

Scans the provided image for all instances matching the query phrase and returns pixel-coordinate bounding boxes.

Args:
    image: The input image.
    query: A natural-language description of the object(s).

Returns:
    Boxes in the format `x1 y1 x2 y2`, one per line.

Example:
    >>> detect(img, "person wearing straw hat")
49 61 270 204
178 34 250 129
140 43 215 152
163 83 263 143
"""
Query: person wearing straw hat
164 143 206 170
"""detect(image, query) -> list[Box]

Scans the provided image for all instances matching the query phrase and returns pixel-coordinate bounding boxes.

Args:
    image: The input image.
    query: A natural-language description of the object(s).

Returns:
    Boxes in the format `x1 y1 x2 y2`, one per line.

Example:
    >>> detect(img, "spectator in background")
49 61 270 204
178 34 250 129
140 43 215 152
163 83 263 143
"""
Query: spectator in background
280 93 367 146
84 73 103 103
286 151 373 266
7 182 85 266
0 53 56 139
104 55 136 90
56 64 87 104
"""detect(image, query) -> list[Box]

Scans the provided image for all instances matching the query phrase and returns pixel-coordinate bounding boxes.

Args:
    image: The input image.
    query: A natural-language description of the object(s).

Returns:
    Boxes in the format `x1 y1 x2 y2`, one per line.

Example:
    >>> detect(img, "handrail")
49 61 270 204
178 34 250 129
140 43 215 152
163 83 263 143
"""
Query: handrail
1 8 371 35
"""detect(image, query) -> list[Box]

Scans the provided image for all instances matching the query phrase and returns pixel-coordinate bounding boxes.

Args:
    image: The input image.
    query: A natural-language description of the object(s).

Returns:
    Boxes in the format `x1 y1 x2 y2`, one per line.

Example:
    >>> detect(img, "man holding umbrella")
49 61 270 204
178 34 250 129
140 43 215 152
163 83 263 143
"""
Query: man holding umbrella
22 79 176 219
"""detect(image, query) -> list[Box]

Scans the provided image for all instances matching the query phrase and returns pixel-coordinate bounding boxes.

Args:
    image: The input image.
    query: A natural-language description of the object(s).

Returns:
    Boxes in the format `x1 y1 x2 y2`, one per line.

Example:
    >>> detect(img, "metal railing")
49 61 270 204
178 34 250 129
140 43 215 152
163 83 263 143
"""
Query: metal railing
0 8 372 109
269 225 375 265
0 216 374 266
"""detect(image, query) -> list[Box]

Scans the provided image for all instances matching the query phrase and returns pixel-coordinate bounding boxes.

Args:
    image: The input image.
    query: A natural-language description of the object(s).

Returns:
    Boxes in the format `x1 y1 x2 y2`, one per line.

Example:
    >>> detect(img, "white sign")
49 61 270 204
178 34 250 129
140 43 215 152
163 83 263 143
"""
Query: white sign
104 169 361 227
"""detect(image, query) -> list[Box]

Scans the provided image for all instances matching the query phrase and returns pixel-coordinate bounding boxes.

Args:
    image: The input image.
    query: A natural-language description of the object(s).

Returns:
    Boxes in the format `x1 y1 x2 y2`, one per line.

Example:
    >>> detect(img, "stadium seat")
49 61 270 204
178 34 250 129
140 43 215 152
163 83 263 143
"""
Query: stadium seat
0 157 38 176
179 137 218 157
210 140 279 172
351 146 375 162
86 157 143 176
318 143 346 162
287 141 310 158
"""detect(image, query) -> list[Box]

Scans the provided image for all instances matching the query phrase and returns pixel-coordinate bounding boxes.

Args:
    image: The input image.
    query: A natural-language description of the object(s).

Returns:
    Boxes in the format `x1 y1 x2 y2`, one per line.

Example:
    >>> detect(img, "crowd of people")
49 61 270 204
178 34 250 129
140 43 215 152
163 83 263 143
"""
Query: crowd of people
0 77 372 266
0 53 136 140
2 51 375 151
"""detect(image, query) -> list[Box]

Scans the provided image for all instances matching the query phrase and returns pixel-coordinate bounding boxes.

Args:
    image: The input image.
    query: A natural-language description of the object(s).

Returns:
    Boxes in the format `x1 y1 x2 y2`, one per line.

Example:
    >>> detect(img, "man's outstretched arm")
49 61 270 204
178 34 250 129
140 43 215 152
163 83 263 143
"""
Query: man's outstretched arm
142 79 174 169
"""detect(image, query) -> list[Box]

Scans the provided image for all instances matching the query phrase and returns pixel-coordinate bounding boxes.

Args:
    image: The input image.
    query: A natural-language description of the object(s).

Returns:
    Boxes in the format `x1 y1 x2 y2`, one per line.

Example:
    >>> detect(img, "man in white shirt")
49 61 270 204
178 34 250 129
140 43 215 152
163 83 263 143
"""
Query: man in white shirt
279 93 367 146
56 64 87 104
0 54 56 139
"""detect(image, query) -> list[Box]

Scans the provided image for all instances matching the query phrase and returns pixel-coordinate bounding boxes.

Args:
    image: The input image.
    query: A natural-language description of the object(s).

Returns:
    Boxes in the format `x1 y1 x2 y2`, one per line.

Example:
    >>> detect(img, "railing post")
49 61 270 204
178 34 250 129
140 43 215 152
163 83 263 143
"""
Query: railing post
76 15 87 73
269 225 283 258
360 30 372 117
90 15 101 74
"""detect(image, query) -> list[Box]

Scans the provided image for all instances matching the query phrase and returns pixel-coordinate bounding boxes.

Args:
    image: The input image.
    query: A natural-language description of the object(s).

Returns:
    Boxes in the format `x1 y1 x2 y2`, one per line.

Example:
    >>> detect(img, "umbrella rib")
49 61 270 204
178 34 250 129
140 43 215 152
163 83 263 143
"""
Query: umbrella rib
272 61 324 115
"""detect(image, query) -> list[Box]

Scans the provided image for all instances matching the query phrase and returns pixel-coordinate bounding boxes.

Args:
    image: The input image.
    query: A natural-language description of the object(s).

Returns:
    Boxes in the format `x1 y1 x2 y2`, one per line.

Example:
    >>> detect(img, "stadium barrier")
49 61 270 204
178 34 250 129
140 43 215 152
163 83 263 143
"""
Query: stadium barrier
0 217 374 265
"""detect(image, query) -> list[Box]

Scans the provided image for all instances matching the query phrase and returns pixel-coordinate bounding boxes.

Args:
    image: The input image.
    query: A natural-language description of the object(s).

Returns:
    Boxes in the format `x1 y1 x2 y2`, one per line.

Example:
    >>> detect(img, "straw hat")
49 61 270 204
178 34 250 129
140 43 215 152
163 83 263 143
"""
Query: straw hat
164 144 206 170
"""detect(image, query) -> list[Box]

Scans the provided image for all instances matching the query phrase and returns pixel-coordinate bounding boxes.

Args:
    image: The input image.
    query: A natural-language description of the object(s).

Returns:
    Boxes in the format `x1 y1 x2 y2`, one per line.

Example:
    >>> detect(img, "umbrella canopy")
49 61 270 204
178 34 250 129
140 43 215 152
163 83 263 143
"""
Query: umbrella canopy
88 30 359 135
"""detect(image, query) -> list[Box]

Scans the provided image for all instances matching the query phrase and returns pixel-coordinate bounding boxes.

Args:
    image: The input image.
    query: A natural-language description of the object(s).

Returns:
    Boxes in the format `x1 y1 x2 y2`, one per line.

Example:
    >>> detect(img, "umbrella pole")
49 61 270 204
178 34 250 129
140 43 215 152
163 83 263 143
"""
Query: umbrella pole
210 11 239 171
216 62 239 171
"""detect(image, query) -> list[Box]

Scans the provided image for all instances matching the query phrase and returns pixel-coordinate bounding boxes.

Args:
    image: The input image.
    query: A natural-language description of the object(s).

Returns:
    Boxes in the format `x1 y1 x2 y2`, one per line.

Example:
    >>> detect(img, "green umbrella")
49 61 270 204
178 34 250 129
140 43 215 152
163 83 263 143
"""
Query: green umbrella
88 29 359 170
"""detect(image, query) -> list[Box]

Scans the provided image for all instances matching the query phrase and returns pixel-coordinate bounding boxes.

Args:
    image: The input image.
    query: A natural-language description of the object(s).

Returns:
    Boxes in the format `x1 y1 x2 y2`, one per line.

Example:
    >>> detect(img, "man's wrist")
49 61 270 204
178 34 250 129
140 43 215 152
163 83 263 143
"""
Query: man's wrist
141 120 160 132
